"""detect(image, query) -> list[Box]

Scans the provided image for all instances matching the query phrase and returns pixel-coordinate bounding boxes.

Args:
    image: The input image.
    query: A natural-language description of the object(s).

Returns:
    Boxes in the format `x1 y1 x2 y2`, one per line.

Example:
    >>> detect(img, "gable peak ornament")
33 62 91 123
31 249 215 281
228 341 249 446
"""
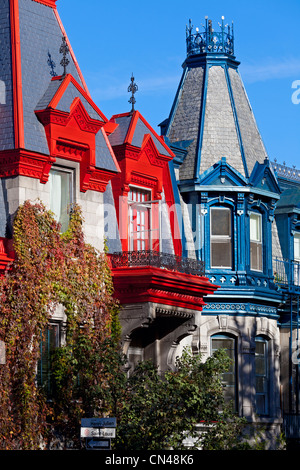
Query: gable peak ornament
59 36 70 77
128 73 138 113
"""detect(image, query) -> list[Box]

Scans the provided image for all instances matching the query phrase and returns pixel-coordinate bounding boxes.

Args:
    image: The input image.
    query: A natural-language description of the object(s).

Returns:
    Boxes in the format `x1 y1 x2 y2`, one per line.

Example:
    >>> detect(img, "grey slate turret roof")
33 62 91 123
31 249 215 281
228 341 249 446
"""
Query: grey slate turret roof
161 19 269 183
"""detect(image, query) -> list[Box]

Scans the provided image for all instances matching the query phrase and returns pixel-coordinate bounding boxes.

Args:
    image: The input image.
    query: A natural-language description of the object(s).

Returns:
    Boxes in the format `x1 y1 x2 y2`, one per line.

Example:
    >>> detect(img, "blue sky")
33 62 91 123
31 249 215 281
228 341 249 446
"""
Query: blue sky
57 0 300 168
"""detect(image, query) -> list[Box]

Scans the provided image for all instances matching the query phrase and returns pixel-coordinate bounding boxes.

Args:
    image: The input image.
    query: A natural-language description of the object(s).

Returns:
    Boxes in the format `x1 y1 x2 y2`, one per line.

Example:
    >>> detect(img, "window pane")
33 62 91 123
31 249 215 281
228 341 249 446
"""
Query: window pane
255 356 266 375
294 234 300 261
37 324 60 396
210 208 232 268
211 240 232 268
250 213 262 271
256 395 265 415
129 188 151 251
250 213 261 242
250 242 263 271
211 208 231 236
255 337 268 415
50 169 72 232
211 335 236 410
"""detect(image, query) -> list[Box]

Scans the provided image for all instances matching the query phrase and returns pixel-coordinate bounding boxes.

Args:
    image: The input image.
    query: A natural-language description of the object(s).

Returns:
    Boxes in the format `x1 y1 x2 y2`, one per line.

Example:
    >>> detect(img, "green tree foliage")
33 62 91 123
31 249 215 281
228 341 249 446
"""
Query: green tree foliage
114 348 248 450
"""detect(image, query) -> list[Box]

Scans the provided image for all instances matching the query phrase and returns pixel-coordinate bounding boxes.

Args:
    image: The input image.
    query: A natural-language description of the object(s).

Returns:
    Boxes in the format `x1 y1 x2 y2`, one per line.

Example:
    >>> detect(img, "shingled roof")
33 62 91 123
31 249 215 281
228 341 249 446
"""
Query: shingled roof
162 18 269 183
0 0 119 173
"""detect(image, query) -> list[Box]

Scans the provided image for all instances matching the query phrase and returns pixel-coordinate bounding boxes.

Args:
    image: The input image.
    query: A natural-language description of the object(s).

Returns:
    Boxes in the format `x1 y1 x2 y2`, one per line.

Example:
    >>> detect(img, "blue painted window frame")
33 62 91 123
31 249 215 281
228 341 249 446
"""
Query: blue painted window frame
211 333 237 411
255 336 269 416
209 206 233 270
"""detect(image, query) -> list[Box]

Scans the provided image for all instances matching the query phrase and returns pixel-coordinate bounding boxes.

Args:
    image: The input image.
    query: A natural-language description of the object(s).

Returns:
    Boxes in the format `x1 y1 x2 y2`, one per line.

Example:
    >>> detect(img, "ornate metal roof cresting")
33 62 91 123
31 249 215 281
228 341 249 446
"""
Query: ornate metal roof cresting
128 73 138 113
186 16 234 57
59 36 70 77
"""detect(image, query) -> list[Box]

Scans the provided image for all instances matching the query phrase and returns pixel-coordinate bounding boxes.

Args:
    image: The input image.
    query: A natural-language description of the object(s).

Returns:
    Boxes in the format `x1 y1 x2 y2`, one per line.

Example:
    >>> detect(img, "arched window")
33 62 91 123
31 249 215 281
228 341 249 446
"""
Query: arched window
211 334 237 410
255 336 269 415
210 207 232 269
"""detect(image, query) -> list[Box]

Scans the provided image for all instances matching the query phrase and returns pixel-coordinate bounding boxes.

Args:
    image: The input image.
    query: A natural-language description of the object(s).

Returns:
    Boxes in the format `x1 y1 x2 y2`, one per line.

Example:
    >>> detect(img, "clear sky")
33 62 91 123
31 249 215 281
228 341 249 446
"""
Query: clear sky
57 0 300 169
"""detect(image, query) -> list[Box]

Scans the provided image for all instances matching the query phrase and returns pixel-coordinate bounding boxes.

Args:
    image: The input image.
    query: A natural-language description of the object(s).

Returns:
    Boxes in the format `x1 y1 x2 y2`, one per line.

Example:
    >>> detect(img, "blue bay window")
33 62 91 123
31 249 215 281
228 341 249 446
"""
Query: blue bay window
210 207 233 269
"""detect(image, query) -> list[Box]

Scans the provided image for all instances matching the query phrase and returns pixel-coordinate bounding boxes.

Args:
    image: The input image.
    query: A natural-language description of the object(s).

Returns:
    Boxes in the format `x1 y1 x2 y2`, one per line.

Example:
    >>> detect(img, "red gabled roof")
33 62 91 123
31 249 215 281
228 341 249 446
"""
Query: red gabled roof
110 111 175 159
38 74 107 123
32 0 57 8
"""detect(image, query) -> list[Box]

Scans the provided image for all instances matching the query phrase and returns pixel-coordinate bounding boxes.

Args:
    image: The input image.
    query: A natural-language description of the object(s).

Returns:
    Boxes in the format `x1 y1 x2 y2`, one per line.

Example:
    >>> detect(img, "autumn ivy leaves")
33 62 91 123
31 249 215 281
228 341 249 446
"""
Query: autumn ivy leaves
0 201 119 449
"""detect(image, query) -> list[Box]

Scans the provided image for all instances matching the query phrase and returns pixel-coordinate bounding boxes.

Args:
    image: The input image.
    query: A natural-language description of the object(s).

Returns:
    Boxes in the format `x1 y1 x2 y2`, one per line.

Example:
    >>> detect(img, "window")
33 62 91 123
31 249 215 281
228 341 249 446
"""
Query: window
255 336 269 415
210 207 232 268
294 233 300 285
250 212 263 271
37 323 60 396
128 187 152 251
294 233 300 261
211 334 237 410
49 168 74 233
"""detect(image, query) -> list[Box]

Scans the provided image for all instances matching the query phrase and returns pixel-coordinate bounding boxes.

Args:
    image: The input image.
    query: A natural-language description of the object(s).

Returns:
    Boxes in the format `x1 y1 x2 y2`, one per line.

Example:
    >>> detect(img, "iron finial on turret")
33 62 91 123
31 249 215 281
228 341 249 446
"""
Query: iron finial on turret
128 73 138 113
186 16 234 57
59 36 70 77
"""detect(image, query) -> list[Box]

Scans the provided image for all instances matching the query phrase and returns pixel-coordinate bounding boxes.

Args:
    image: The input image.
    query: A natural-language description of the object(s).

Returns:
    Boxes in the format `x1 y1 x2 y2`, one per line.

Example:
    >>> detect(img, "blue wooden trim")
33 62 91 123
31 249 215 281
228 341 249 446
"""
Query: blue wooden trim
167 160 187 256
225 65 249 179
165 67 188 139
194 62 209 182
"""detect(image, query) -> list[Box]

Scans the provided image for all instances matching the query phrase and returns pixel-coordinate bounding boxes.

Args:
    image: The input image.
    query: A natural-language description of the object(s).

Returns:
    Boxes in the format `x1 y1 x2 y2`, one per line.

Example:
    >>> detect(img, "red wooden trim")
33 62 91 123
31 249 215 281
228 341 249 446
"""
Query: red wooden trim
124 110 139 144
103 120 118 136
116 110 175 158
47 74 108 123
36 97 119 192
10 0 24 149
0 148 55 182
138 112 175 157
111 266 217 312
100 127 121 174
31 0 57 8
53 8 90 97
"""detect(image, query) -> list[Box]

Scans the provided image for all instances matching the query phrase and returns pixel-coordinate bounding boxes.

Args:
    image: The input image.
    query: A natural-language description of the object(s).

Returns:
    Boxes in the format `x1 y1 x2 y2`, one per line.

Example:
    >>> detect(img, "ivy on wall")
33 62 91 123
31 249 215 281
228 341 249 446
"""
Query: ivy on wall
0 200 121 450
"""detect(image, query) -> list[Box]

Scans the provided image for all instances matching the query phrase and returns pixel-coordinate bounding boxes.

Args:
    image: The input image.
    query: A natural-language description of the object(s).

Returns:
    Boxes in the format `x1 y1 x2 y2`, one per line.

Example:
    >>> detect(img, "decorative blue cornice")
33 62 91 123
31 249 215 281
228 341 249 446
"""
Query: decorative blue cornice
186 17 234 58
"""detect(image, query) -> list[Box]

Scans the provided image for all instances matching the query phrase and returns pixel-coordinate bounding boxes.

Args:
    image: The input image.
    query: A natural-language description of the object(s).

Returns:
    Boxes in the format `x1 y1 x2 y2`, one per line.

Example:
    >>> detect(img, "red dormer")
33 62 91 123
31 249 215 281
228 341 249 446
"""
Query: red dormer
35 74 119 192
108 110 181 255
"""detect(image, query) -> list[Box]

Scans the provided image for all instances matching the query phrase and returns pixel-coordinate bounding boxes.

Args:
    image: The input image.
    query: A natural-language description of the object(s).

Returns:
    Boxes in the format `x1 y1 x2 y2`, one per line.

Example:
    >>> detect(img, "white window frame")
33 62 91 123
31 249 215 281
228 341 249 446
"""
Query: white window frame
49 167 74 233
294 233 300 262
128 186 161 251
293 232 300 285
210 207 232 269
250 212 263 272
